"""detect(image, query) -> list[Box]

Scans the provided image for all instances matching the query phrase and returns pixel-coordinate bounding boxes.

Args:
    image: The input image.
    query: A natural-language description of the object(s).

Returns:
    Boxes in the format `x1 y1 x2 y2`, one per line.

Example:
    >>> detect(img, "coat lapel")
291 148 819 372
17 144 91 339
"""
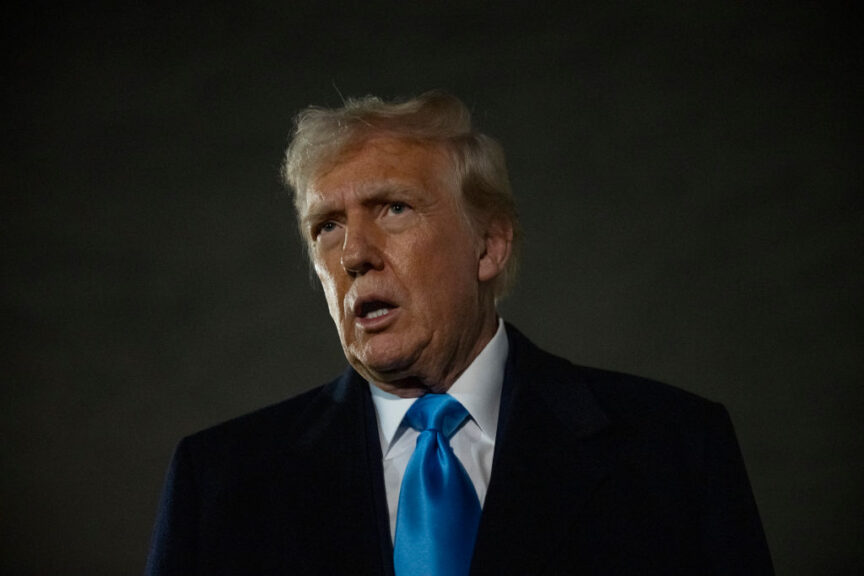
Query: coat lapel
258 370 394 575
470 326 628 575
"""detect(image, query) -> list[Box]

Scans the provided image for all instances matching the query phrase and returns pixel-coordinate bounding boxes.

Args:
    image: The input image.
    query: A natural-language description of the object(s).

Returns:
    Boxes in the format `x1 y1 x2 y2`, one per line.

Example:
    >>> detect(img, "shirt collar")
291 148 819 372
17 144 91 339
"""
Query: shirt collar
370 318 509 451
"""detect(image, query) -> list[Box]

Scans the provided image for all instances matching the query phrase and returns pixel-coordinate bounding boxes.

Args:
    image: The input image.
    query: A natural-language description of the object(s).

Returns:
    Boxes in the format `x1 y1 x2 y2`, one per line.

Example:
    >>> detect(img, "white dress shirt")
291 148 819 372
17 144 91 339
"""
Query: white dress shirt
369 318 508 540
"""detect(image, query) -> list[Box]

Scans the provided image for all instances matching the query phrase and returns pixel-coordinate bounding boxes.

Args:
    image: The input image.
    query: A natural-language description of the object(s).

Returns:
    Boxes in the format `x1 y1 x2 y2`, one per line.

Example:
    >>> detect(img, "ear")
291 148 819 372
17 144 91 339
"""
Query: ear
477 217 513 283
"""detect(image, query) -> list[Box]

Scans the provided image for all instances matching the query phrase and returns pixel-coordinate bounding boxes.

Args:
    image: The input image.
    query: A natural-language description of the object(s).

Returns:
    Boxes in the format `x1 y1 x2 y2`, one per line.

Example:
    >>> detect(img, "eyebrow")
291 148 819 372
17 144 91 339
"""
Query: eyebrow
302 183 416 226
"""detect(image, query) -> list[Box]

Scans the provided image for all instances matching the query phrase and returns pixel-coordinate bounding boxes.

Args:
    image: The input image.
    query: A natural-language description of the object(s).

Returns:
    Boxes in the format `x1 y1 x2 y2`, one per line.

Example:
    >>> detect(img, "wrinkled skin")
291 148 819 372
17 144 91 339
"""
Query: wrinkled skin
303 136 512 396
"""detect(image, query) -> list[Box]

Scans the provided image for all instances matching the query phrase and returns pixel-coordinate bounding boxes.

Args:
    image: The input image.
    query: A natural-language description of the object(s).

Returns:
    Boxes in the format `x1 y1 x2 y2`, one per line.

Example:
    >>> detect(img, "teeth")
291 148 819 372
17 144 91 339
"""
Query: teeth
366 308 390 319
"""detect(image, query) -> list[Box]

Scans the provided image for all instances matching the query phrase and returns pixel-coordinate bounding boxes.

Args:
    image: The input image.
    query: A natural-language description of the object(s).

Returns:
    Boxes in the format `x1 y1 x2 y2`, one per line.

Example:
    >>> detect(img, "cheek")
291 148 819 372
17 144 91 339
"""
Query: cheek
314 261 345 320
421 249 478 306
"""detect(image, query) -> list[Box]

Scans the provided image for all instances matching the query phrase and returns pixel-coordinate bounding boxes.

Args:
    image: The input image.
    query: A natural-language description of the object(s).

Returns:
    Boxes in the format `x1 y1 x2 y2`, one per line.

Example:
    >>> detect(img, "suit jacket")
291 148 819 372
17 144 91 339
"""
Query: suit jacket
145 324 773 575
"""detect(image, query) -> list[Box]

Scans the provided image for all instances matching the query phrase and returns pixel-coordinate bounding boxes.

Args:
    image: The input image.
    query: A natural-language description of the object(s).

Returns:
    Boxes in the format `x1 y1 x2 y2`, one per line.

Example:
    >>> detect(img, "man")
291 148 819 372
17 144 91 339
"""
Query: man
146 91 773 575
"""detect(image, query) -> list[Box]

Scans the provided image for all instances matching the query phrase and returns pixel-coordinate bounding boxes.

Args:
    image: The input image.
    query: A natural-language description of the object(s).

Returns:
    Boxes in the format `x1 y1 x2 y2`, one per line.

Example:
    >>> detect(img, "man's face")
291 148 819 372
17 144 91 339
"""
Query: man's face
303 136 502 394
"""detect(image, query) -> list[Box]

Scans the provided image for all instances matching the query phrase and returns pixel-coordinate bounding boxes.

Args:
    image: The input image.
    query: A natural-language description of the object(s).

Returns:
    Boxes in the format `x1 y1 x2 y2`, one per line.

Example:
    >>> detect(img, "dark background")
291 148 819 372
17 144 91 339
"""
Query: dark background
3 2 862 574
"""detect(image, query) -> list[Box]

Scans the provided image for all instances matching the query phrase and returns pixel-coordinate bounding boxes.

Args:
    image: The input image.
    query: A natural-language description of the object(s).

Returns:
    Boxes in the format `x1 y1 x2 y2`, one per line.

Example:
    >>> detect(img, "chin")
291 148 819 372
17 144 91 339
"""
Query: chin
351 345 419 381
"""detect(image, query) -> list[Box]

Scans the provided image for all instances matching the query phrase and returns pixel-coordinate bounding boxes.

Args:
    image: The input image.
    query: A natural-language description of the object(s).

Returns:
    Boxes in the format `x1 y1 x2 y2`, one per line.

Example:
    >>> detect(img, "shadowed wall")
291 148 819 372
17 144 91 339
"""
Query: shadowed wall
2 2 861 574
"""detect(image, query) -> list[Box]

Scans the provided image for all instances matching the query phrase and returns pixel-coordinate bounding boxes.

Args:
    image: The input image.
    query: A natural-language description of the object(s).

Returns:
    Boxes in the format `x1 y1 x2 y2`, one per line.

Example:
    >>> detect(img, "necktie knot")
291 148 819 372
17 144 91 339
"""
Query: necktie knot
403 393 469 440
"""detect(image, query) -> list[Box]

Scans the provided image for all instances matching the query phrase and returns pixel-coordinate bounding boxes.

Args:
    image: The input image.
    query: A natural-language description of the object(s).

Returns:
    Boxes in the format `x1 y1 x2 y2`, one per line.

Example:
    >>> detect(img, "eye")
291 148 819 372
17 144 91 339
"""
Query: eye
313 221 338 239
388 202 409 215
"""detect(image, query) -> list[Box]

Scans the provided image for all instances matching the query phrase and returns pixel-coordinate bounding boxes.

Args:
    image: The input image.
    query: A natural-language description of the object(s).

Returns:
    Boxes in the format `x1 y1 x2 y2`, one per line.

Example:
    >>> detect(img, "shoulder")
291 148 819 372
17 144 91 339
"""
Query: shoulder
505 322 726 430
185 385 322 446
573 363 727 432
174 368 363 473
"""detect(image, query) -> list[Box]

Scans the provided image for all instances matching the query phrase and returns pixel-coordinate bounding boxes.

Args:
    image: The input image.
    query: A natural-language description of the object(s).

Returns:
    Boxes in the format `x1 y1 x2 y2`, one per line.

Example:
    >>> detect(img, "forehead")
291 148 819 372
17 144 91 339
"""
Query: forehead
305 137 456 210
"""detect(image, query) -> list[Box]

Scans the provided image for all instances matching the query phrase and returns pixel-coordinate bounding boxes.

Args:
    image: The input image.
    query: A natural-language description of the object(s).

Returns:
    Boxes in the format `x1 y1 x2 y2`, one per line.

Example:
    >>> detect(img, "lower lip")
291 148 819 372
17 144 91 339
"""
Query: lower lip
355 307 400 331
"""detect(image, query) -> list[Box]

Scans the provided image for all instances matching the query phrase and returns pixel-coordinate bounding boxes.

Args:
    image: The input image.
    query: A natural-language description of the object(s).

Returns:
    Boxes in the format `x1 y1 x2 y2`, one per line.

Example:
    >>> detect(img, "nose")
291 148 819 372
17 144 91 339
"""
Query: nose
340 220 384 276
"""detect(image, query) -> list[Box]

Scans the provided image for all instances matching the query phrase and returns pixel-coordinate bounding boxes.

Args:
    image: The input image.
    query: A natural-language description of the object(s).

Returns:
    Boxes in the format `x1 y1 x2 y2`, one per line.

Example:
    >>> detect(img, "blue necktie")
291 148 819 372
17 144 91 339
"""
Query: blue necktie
393 393 482 576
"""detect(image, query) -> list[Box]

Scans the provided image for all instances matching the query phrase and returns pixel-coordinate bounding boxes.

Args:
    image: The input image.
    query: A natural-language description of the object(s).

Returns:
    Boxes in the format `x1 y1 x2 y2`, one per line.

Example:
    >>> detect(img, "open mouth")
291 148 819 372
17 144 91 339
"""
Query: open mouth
357 300 396 320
